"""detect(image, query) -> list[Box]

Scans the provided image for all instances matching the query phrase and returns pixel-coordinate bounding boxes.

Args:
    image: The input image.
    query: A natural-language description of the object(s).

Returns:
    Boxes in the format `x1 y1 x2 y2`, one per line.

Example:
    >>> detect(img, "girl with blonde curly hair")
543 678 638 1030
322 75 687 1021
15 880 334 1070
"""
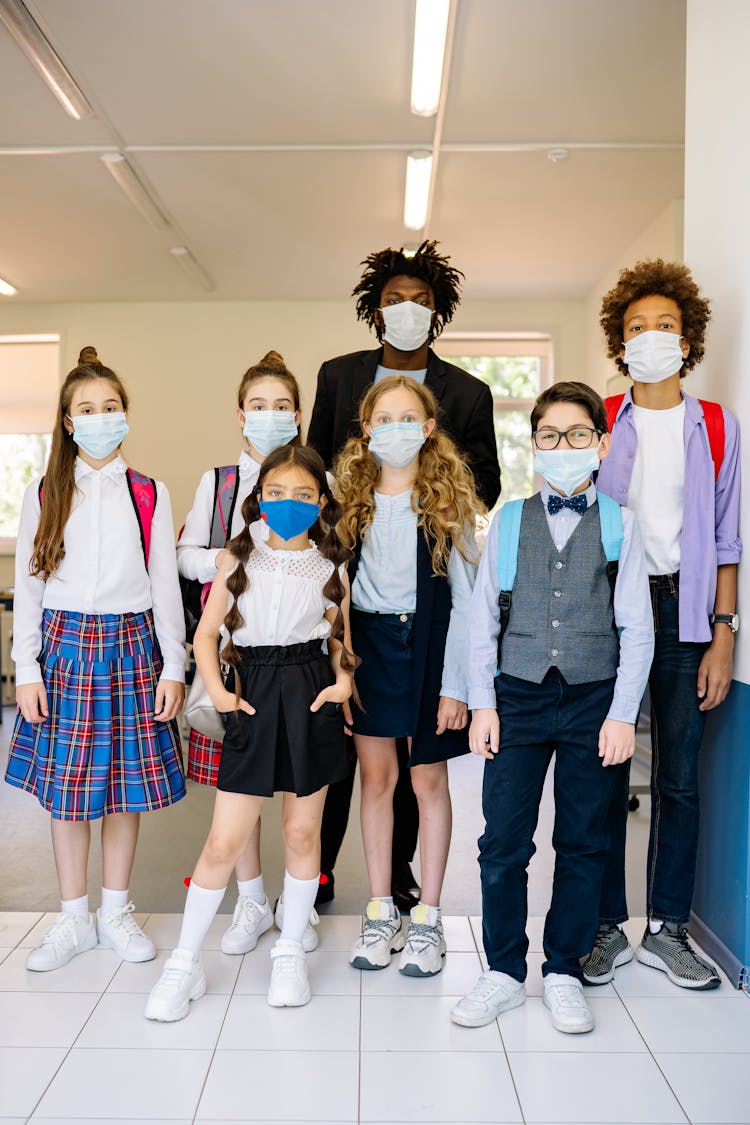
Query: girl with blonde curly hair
338 374 483 977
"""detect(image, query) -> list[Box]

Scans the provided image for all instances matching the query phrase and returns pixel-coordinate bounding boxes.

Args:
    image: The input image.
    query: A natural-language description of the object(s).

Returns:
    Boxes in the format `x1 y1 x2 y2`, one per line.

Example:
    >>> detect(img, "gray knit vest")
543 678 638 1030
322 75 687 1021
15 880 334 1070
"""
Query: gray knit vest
500 493 619 684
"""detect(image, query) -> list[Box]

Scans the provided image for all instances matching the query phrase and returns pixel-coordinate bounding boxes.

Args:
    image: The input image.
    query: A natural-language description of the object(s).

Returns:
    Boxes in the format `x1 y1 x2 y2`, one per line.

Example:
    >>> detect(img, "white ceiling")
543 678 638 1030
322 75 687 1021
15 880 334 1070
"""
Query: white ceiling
0 0 686 302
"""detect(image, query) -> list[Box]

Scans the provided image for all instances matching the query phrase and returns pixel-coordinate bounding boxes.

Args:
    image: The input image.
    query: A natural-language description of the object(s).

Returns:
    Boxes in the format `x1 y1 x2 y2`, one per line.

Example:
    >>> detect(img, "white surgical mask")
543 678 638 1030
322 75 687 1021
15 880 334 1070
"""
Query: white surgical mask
623 331 685 383
534 447 600 497
69 412 129 459
368 421 426 468
381 301 433 352
242 410 298 456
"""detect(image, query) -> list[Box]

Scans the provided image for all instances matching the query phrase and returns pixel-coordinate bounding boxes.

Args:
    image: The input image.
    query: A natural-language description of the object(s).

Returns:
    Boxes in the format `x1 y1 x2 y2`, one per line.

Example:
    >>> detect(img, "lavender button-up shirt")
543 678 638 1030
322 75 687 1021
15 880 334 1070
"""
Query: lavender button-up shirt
597 390 742 642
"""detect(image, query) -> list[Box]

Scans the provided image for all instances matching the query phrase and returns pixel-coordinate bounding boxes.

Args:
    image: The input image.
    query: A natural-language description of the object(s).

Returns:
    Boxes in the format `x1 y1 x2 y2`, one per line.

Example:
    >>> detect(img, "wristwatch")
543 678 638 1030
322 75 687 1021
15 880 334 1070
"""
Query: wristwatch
710 613 739 634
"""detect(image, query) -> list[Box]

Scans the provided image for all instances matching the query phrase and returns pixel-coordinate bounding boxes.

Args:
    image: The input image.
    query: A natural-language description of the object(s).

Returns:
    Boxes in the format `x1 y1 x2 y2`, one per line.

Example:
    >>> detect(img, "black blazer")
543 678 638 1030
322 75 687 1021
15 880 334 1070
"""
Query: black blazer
306 346 501 508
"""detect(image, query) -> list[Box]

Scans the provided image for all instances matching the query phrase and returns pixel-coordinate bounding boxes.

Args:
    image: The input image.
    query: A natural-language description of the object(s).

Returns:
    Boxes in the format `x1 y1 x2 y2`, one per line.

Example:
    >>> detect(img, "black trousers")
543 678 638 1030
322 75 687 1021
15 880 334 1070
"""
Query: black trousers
319 736 419 875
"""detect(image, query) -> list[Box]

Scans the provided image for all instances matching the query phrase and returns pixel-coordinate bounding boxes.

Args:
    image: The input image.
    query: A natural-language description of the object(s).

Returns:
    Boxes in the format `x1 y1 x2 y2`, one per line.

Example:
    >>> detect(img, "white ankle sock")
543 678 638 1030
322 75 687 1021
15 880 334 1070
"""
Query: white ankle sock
237 875 265 904
649 919 664 935
372 895 397 919
177 882 226 959
279 871 318 944
100 887 128 913
61 894 89 919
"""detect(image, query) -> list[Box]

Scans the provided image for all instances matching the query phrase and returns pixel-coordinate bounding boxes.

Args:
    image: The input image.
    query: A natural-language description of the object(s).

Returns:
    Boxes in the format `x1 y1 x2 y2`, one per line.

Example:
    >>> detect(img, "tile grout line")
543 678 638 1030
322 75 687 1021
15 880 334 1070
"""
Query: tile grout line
189 939 245 1125
357 928 363 1125
612 979 692 1124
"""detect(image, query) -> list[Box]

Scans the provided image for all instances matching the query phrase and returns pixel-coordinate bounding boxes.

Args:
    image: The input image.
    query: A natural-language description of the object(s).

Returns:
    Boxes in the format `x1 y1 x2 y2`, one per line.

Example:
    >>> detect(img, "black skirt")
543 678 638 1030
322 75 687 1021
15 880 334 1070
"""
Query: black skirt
217 641 349 798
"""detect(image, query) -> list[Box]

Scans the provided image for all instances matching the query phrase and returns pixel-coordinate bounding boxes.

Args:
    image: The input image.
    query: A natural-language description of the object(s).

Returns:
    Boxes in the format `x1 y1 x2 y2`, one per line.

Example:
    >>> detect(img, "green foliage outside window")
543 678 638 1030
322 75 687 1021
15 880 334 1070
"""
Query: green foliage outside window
0 434 51 538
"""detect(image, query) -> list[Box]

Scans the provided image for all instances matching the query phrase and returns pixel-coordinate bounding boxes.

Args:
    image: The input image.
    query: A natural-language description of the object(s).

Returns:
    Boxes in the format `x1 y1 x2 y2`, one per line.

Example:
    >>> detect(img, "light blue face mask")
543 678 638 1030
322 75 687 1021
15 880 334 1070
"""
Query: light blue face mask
533 447 600 497
368 421 426 468
69 412 129 459
242 410 298 456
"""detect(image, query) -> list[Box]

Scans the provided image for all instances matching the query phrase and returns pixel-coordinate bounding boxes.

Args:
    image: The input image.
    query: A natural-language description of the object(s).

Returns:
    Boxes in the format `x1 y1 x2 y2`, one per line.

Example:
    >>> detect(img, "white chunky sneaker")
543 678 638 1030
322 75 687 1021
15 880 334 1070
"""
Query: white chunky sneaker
274 895 319 953
144 948 206 1022
399 904 447 977
26 911 98 972
451 970 527 1027
96 902 156 963
349 900 404 970
267 939 311 1007
543 973 595 1034
221 895 274 955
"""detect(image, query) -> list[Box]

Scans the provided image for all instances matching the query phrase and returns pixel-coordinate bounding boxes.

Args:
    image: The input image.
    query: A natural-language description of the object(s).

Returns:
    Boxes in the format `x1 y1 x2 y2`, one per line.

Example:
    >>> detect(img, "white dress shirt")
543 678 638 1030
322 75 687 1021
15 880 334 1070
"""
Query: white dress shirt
13 456 186 685
468 482 654 723
177 450 262 584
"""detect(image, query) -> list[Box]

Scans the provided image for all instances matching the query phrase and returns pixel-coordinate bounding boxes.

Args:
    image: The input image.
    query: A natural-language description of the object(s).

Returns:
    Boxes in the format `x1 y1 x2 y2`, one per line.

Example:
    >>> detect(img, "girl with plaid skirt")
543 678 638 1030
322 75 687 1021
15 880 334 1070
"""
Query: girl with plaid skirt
177 350 321 956
7 346 186 972
146 445 357 1018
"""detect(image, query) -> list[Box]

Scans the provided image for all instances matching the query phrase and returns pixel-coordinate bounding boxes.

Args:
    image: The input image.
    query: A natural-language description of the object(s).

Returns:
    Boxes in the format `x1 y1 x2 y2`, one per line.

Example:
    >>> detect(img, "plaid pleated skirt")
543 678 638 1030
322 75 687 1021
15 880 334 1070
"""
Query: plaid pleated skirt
186 728 222 787
5 609 186 821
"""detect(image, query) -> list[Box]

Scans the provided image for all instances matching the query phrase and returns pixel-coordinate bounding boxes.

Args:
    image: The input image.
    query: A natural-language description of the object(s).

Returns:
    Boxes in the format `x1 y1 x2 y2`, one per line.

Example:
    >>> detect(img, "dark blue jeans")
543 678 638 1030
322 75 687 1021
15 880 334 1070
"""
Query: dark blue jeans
479 668 618 982
599 573 709 926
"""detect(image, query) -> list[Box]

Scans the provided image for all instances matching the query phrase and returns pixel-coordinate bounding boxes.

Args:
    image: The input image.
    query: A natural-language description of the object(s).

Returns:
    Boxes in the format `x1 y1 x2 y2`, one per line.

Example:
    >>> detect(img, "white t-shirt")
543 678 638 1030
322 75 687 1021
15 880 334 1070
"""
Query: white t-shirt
627 401 685 575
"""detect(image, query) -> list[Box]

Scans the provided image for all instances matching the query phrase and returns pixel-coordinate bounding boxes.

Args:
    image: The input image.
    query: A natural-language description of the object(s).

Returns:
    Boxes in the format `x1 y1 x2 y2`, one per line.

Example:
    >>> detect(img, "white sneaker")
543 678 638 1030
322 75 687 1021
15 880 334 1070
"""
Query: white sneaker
267 939 311 1007
399 904 446 977
144 948 206 1022
96 902 156 963
349 900 404 970
221 895 274 954
26 911 98 972
543 973 595 1034
274 895 319 953
451 970 527 1027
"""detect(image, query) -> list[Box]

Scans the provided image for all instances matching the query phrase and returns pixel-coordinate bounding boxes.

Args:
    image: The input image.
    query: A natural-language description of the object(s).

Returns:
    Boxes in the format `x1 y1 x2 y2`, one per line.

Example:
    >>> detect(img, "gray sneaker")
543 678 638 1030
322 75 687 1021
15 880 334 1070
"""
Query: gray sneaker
636 922 720 990
581 923 633 985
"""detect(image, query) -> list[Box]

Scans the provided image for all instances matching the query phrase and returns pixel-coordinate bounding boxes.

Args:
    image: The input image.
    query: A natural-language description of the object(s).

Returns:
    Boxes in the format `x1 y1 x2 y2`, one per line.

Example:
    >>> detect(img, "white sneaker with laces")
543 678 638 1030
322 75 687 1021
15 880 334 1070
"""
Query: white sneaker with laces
144 948 206 1022
543 972 595 1033
274 895 319 952
26 911 98 972
451 970 527 1027
267 939 311 1007
349 900 404 970
96 902 156 962
399 904 446 977
221 895 274 954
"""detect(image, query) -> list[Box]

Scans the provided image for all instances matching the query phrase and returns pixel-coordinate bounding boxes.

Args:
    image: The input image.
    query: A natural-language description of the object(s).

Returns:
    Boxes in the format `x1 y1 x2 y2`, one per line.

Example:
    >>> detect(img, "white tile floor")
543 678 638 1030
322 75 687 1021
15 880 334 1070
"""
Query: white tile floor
0 913 748 1124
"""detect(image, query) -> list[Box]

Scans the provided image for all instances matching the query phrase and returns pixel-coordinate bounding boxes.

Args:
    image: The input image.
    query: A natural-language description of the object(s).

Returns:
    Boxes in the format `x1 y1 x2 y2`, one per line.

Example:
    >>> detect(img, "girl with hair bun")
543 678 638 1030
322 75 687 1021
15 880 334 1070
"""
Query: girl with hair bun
7 346 186 971
146 445 357 1016
177 350 320 956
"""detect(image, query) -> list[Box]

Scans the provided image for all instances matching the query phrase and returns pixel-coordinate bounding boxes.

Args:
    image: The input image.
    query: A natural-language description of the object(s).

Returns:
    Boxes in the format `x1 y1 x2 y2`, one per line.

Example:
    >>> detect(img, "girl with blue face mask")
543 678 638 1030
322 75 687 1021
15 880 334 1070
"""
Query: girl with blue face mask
336 375 483 979
176 351 318 959
147 445 357 1018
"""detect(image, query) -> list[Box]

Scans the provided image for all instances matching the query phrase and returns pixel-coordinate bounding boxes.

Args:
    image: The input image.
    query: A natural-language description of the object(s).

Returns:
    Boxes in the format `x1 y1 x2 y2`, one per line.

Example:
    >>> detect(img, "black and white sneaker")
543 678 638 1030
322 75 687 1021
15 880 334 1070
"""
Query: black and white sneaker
581 923 633 985
636 922 721 990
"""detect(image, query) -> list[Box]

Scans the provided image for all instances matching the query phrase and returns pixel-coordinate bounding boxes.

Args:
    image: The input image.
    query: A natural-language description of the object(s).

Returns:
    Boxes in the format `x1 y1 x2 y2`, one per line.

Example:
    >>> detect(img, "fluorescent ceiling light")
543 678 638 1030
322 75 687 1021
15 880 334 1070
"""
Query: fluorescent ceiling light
170 246 215 293
404 151 432 231
410 0 450 117
0 275 18 296
101 153 169 231
0 0 93 119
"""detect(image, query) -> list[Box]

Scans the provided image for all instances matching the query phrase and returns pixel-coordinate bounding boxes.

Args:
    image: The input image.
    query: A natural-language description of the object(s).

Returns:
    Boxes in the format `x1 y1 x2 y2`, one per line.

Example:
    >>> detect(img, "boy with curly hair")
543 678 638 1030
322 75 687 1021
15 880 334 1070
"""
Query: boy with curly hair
584 259 742 990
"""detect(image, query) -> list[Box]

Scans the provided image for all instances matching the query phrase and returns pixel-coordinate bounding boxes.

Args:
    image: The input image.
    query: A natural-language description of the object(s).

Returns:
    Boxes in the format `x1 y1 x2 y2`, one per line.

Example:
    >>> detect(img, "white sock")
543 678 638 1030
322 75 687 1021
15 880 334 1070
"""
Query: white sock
649 919 664 935
100 887 129 913
60 894 89 919
177 882 226 960
418 901 440 916
279 871 318 944
372 895 397 919
617 923 624 931
237 875 265 904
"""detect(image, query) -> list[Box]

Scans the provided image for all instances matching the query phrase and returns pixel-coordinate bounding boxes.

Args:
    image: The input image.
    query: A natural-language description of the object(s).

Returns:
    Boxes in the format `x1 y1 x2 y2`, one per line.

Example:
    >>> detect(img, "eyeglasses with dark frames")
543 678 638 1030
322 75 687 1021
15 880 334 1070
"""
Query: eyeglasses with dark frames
532 426 602 450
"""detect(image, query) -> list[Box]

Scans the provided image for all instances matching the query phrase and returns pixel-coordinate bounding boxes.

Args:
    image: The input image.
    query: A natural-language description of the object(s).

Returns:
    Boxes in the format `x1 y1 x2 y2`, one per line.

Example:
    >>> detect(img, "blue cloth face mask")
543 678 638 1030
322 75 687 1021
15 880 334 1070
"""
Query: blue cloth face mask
242 410 298 456
69 412 129 459
368 421 426 468
259 498 320 541
533 447 600 497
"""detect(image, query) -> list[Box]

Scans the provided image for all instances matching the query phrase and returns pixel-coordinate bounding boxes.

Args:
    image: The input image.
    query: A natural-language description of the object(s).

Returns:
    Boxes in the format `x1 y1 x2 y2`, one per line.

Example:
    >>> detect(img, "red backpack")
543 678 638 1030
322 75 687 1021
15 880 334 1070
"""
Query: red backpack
604 394 725 481
39 467 157 565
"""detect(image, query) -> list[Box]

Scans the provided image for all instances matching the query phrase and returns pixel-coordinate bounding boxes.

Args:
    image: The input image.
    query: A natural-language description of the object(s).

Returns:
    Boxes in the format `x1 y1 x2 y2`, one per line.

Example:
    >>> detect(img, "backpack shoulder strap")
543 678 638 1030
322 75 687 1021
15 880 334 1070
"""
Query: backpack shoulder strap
597 492 623 563
496 498 525 591
604 393 626 434
125 468 158 567
698 399 725 481
209 465 240 548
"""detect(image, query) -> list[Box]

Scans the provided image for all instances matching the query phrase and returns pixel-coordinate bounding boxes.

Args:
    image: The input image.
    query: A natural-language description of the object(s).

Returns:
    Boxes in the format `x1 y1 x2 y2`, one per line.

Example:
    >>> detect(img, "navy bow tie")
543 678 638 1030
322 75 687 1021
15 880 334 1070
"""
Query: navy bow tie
547 493 588 516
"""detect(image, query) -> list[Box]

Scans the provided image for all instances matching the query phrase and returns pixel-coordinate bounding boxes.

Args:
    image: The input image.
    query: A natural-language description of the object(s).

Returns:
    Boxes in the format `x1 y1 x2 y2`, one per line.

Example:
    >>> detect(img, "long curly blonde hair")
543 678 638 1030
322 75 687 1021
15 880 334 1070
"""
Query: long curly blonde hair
334 375 483 575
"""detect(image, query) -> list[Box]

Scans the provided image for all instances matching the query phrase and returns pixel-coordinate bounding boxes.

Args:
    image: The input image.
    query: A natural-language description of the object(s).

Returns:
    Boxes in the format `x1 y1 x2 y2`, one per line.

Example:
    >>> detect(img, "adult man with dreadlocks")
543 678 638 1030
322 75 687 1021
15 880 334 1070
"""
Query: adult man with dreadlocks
307 241 500 909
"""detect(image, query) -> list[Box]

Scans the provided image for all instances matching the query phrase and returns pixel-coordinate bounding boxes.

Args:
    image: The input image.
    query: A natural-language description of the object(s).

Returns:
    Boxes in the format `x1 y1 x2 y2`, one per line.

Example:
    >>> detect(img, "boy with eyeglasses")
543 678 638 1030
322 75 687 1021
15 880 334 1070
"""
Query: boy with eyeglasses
452 382 653 1035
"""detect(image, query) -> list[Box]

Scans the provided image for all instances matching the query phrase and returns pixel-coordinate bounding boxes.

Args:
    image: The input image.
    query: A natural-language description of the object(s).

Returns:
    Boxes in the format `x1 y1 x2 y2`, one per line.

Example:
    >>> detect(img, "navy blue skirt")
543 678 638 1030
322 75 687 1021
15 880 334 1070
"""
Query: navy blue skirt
350 609 414 738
